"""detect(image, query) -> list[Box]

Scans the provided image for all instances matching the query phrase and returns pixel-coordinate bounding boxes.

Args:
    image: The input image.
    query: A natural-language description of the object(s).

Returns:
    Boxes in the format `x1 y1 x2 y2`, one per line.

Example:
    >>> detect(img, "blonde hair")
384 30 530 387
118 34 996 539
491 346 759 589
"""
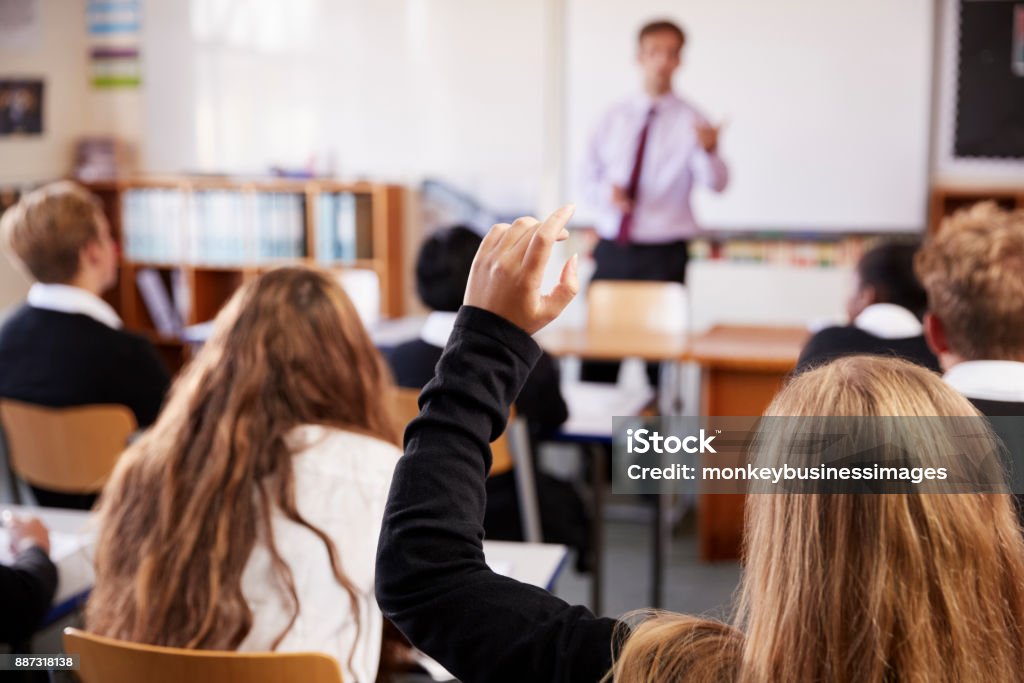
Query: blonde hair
915 201 1024 360
0 181 105 284
612 356 1024 682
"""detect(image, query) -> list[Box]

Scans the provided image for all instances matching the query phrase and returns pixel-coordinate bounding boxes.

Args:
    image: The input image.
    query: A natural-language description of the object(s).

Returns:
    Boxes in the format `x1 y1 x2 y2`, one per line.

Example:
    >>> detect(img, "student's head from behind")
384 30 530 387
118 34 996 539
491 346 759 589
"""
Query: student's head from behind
915 201 1024 369
637 19 685 96
613 356 1024 683
87 266 397 655
846 241 927 321
0 181 118 294
416 225 482 312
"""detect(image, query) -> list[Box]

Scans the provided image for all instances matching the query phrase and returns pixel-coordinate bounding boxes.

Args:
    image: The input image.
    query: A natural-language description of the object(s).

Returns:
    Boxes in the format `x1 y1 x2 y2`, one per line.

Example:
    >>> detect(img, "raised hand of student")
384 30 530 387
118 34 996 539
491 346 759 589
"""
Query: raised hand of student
463 205 580 335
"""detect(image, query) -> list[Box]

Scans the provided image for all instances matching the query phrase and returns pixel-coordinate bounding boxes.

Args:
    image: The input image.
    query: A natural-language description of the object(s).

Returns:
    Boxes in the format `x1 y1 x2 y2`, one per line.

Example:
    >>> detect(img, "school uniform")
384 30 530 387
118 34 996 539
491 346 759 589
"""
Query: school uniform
0 546 57 644
387 311 568 440
239 426 402 683
944 361 1024 499
376 307 619 683
0 284 171 509
387 312 588 549
797 303 939 373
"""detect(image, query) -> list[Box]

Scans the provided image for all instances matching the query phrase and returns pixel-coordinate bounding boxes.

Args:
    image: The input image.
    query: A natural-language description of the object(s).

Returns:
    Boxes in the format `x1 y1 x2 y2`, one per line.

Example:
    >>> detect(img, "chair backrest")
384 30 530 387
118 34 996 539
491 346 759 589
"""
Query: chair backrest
0 400 137 494
587 280 689 335
392 387 514 476
64 628 343 683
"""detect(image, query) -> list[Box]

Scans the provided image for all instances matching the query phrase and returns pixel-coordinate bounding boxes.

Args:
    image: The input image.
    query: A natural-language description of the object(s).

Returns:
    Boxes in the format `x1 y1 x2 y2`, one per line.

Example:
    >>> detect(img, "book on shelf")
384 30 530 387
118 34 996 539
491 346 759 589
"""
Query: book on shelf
122 188 307 265
315 192 373 263
136 268 183 336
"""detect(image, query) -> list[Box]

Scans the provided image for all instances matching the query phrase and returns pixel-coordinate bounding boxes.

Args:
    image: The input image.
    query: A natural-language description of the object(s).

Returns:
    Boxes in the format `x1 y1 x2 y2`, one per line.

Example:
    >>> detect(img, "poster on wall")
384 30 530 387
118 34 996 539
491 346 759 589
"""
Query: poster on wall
87 0 142 88
0 0 41 51
954 0 1024 159
0 79 43 136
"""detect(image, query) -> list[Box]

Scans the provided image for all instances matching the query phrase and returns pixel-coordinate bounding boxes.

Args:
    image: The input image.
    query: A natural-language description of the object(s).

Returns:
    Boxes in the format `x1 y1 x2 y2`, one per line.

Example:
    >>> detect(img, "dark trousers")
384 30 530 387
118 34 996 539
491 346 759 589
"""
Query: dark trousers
581 239 690 385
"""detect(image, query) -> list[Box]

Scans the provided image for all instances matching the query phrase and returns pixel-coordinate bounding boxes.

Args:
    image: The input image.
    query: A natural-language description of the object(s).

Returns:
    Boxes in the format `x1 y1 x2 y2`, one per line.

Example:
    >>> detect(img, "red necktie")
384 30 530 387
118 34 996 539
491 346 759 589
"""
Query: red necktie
617 106 656 245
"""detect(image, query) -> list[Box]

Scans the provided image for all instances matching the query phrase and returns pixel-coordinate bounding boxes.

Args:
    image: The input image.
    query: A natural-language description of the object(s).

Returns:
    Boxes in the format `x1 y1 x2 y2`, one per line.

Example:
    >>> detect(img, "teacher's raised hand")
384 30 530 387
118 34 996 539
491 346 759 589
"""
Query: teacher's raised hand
463 205 580 335
694 120 725 154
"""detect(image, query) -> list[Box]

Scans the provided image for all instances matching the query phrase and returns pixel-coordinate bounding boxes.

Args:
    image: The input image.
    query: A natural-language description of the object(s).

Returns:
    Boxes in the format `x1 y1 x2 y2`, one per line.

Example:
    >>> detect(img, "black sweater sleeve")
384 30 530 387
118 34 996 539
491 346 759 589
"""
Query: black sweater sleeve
0 546 58 643
376 306 619 683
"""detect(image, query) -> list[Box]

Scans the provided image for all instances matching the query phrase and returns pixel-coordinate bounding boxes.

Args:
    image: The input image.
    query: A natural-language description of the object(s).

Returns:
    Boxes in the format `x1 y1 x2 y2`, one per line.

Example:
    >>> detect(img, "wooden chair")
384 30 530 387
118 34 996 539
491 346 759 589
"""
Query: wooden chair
63 628 343 683
586 280 689 335
392 387 542 541
0 400 137 500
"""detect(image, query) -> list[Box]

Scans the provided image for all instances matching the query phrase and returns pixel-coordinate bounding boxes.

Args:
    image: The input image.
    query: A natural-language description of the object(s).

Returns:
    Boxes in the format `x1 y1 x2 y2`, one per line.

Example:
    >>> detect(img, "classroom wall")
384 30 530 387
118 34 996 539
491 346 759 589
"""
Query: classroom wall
6 2 1024 199
0 0 89 185
3 1 1023 326
140 0 559 216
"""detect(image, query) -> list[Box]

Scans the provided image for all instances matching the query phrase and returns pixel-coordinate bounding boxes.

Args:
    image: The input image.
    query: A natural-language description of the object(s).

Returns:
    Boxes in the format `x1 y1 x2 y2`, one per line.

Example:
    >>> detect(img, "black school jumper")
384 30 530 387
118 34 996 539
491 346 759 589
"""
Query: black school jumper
0 305 170 508
0 546 57 644
796 325 940 374
376 306 619 683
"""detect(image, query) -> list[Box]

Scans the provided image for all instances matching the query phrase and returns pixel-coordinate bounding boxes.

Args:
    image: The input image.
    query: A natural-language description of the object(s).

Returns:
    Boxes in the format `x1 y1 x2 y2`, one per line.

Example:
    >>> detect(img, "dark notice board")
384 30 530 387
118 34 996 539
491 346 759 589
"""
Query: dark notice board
954 0 1024 159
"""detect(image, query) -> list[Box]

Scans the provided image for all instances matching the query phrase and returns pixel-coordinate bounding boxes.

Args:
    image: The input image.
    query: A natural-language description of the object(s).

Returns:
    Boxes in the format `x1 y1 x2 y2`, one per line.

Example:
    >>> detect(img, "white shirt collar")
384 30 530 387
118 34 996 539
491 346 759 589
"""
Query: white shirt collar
27 283 123 329
419 311 458 348
944 360 1024 403
634 90 680 112
853 303 923 339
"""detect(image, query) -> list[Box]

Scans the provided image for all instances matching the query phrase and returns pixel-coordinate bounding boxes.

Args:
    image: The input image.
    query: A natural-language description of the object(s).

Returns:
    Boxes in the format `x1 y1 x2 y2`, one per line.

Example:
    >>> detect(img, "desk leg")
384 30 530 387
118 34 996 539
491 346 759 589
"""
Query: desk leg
589 443 605 616
651 491 670 608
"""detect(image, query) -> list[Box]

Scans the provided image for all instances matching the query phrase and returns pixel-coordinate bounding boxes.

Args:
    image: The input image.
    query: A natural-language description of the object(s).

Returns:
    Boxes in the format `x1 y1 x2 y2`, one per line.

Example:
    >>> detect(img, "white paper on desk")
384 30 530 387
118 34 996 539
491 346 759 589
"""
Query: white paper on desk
0 530 84 564
489 560 513 577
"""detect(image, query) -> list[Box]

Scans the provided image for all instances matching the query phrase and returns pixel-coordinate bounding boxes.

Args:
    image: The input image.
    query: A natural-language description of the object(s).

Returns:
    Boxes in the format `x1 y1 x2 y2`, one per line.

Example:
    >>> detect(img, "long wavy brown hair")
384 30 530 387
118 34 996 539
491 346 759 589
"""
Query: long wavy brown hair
612 356 1024 682
87 267 399 663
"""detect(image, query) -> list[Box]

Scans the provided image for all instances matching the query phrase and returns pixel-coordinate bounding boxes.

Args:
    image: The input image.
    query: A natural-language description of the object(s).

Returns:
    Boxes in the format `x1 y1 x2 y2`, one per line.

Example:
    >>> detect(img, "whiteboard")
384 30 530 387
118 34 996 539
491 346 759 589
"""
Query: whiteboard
142 0 556 214
564 0 934 232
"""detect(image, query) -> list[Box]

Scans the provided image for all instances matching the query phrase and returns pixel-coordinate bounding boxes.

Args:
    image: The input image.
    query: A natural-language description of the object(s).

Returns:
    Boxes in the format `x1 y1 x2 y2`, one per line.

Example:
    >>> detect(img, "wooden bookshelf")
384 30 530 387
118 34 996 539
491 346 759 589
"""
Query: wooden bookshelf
929 184 1024 234
82 177 406 371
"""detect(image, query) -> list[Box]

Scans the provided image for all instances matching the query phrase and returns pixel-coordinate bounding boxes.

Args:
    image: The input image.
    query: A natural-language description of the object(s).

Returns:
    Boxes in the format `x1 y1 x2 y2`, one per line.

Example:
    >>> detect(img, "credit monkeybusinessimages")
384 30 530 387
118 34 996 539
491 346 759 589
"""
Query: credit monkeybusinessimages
611 415 1019 495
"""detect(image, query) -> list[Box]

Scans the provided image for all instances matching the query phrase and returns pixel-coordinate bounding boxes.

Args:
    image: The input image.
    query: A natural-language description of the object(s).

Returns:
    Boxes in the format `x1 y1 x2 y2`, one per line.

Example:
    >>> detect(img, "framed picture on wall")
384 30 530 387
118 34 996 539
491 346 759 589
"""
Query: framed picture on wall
0 79 44 136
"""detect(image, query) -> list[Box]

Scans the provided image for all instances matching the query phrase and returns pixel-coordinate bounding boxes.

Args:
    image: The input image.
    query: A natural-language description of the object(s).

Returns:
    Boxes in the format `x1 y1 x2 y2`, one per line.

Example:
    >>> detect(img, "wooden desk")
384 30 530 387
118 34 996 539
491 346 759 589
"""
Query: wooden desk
687 325 808 561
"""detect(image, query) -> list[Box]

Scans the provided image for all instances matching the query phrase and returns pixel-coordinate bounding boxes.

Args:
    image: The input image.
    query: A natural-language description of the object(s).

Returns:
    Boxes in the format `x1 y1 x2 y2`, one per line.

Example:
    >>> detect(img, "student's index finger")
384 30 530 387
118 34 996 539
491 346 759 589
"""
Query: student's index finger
524 205 575 273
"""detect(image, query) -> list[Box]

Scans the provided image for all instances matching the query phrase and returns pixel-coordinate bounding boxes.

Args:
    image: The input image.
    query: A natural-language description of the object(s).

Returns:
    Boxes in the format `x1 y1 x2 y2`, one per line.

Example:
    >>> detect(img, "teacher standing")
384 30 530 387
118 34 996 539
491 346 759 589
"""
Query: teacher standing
583 19 728 285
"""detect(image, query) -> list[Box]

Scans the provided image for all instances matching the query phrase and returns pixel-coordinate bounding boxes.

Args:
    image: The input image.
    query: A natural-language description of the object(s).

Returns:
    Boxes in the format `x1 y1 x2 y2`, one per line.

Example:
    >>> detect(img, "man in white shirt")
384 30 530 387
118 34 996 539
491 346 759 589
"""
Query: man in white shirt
583 18 728 286
582 19 728 383
0 182 169 508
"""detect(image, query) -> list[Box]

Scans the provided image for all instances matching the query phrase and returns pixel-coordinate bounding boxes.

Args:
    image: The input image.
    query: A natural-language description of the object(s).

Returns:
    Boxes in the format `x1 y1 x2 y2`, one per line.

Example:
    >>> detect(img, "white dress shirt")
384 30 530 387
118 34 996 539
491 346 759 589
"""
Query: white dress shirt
853 303 923 339
419 311 458 348
583 91 729 243
944 361 1024 404
238 425 402 683
27 283 122 329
